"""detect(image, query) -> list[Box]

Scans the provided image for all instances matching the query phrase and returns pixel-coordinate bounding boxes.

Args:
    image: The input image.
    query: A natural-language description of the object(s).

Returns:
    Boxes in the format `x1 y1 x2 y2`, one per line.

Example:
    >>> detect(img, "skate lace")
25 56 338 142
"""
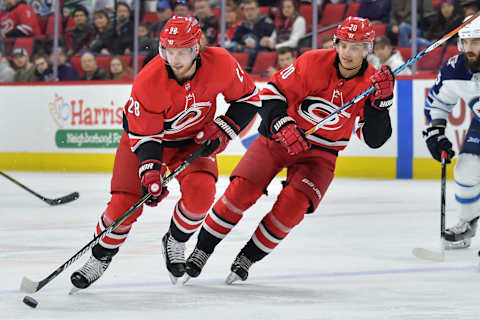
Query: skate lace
189 248 210 268
233 253 252 271
78 256 110 283
167 235 186 264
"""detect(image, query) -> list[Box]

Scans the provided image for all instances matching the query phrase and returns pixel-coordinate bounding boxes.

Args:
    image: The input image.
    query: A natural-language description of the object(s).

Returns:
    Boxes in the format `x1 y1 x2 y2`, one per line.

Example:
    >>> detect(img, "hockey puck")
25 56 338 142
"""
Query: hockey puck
23 296 38 309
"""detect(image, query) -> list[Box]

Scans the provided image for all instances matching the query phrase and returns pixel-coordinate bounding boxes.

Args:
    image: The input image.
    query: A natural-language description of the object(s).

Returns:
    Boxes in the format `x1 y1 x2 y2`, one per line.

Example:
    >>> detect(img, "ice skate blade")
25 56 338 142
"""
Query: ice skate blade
412 248 445 262
444 239 471 250
69 287 82 295
182 275 191 285
225 272 242 285
168 273 178 285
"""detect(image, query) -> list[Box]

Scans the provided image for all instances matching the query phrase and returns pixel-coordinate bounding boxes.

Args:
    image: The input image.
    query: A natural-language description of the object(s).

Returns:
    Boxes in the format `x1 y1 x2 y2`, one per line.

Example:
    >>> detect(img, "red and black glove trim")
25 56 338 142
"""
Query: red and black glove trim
270 116 296 135
213 115 240 140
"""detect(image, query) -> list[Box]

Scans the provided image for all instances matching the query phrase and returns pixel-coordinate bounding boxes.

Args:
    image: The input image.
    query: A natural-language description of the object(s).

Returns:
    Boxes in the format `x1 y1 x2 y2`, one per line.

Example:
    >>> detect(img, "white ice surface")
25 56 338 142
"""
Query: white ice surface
1 172 480 319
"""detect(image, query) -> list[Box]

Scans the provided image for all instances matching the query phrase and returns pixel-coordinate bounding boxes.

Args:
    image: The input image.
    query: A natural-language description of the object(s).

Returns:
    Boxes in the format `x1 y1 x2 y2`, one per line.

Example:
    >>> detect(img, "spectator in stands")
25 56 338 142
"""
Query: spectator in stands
230 0 276 63
389 0 433 47
0 47 15 82
463 2 479 18
150 0 172 38
265 46 296 78
426 0 463 46
90 9 113 55
273 0 306 49
108 2 134 55
49 46 80 81
321 34 334 49
373 36 412 75
139 22 156 54
65 5 95 57
358 0 391 25
80 51 107 80
107 56 132 81
223 1 242 49
12 47 36 82
33 54 54 81
0 0 40 37
194 0 219 45
173 0 191 17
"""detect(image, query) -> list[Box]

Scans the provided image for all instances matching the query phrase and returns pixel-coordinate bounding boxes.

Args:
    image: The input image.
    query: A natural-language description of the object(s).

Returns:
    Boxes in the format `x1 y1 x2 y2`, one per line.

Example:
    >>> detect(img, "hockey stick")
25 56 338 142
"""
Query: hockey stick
0 171 79 206
412 151 448 262
305 12 480 136
20 144 207 293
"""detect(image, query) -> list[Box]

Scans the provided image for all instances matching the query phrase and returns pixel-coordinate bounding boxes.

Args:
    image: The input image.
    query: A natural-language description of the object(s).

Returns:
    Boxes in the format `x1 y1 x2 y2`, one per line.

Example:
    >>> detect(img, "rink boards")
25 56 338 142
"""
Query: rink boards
0 77 469 179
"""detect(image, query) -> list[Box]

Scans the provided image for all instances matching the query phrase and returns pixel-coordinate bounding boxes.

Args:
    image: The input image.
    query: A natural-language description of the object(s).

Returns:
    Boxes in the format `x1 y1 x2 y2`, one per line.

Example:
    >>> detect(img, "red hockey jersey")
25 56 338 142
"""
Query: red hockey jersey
125 46 260 153
0 2 40 37
261 49 377 151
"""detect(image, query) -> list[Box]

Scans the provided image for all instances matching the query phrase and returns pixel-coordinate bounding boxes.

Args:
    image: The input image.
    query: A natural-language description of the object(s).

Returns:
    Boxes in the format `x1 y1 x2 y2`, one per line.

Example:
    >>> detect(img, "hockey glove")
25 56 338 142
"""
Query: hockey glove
195 115 240 157
139 160 169 207
423 121 455 163
271 116 310 155
370 65 395 110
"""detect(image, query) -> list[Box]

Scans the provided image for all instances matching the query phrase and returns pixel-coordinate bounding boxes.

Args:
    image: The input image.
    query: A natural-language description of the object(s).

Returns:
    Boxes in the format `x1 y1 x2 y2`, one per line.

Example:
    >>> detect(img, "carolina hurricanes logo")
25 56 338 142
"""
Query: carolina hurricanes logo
298 96 351 131
0 18 14 34
164 94 212 134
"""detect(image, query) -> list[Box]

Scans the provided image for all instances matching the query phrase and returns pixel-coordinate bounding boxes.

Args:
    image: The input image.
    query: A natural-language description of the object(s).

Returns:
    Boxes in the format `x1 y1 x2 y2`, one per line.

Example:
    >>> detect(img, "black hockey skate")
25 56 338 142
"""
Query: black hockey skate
70 256 112 294
161 232 186 284
444 217 478 249
225 252 253 285
184 248 211 283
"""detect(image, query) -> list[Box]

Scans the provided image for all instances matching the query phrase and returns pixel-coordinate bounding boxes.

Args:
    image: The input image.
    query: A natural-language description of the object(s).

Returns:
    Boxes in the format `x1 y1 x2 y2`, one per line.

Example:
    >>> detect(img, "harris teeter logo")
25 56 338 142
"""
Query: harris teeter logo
49 94 124 148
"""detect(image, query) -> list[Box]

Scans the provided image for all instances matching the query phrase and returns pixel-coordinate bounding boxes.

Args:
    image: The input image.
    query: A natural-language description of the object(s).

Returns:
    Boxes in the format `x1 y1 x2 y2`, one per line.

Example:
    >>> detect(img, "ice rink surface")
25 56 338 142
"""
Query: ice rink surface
1 171 480 320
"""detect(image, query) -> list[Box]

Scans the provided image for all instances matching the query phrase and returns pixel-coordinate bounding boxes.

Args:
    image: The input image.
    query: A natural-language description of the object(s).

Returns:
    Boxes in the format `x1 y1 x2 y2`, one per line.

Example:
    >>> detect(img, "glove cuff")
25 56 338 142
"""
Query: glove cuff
271 116 296 135
139 160 165 178
214 115 240 140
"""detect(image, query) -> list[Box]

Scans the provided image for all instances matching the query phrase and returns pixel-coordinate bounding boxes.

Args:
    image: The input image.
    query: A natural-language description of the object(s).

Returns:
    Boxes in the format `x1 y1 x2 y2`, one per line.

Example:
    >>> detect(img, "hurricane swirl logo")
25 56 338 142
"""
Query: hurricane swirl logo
165 103 211 134
298 96 351 131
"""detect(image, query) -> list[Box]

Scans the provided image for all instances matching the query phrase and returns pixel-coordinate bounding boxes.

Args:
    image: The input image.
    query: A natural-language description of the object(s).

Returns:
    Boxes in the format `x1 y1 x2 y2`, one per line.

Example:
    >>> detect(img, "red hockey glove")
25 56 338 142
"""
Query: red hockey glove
271 116 310 155
195 115 240 156
139 160 169 207
370 65 395 110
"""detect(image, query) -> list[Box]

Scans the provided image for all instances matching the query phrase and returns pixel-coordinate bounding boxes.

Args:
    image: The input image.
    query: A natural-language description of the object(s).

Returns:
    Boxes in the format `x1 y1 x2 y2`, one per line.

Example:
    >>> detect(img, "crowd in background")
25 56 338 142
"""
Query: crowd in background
0 0 479 82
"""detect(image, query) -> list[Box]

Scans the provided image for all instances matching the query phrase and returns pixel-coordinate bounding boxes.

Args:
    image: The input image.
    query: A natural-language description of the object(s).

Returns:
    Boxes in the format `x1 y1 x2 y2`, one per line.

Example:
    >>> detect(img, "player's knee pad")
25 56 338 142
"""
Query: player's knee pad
180 171 216 216
455 153 480 186
270 185 310 229
223 177 264 211
454 154 480 221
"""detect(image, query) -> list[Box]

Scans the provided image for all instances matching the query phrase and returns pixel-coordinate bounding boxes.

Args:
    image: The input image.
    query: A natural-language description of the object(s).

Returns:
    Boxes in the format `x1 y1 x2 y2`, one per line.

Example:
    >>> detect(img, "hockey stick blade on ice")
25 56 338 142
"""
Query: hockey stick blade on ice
305 12 480 136
20 145 207 294
412 151 448 262
0 171 79 206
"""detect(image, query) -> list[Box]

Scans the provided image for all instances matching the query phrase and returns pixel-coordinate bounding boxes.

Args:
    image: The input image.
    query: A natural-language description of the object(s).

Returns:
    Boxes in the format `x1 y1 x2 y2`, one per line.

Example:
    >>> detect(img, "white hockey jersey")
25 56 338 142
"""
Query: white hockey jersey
425 53 480 123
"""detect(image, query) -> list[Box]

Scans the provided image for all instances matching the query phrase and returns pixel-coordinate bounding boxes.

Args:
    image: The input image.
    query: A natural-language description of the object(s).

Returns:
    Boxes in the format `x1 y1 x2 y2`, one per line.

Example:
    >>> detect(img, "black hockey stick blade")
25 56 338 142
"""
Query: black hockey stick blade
42 192 80 206
0 171 79 206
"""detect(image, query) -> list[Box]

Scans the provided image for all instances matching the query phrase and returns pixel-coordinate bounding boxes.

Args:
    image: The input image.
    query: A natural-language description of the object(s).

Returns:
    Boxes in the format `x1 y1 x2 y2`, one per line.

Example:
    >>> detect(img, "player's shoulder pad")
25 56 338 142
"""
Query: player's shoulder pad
202 46 240 68
132 55 164 86
439 53 471 81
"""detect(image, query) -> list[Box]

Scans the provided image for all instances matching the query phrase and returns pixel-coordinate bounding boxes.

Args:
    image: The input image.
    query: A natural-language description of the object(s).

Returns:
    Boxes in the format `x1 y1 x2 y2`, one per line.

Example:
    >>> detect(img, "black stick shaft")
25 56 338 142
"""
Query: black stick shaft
440 151 447 239
0 171 50 202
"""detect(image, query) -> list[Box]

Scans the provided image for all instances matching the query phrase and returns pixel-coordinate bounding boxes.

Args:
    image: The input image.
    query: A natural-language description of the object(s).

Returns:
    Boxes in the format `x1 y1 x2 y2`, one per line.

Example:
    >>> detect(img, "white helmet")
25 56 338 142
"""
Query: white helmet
458 15 480 51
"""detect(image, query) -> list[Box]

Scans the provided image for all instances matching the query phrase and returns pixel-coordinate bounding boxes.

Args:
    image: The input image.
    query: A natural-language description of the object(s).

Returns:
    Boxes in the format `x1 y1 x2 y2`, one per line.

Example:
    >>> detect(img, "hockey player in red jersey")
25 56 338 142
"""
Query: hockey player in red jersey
184 17 395 284
69 16 261 290
0 0 40 37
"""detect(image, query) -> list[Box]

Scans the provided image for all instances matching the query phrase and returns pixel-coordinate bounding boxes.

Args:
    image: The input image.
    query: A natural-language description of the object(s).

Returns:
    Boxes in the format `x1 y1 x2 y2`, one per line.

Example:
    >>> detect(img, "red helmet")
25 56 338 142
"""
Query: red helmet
334 16 375 43
159 16 202 49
